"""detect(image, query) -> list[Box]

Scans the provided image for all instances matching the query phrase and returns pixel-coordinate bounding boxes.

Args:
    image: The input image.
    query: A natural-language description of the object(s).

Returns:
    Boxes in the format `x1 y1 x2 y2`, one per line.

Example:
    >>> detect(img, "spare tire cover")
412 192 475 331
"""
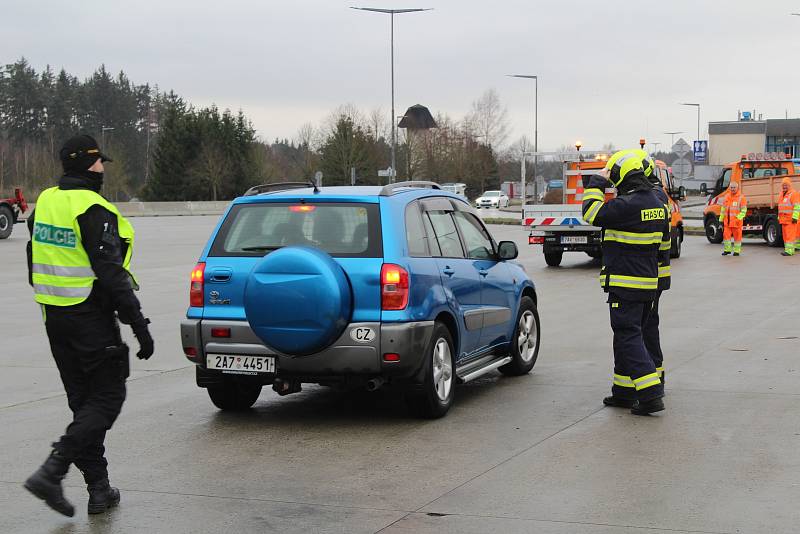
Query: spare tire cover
244 246 352 356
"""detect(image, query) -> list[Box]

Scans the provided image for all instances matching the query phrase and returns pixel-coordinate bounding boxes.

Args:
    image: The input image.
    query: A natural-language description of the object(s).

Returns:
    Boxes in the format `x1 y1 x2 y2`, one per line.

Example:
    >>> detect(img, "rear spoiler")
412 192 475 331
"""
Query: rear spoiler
244 181 318 196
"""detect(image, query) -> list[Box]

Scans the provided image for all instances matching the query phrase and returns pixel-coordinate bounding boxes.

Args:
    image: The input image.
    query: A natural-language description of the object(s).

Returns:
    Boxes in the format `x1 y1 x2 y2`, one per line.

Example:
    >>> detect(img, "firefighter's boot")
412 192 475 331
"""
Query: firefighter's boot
631 397 665 416
603 396 636 408
23 451 75 517
87 479 120 514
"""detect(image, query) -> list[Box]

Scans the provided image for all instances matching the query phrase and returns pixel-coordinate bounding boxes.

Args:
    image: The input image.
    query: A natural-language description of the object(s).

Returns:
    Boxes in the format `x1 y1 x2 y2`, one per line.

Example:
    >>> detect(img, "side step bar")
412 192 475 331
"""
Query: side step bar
457 355 512 383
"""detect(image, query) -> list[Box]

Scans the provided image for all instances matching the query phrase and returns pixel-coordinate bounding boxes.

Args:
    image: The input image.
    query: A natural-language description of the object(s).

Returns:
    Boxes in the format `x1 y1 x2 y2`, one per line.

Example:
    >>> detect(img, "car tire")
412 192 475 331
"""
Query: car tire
406 322 455 419
544 251 562 267
704 217 723 244
207 380 262 411
764 218 782 247
0 205 13 239
499 297 540 376
670 227 682 259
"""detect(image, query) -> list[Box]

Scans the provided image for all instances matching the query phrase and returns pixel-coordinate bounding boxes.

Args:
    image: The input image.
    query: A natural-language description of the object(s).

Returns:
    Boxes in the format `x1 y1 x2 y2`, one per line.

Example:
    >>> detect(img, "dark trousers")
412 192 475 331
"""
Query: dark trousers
608 296 664 402
44 302 128 484
642 292 664 381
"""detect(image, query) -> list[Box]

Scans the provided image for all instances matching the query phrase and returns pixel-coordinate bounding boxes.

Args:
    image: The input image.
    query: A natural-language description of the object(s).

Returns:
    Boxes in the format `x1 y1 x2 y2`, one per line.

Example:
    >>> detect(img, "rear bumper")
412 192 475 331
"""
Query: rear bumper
181 319 434 385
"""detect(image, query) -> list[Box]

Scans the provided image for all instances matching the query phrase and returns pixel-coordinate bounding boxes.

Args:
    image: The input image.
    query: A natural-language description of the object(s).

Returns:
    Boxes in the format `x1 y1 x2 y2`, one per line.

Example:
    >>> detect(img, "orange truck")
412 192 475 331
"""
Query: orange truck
703 153 800 246
525 156 685 266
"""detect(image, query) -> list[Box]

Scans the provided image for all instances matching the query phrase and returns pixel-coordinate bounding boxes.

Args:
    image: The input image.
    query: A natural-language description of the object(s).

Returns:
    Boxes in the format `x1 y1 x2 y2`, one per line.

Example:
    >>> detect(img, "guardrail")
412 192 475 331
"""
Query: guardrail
24 201 231 218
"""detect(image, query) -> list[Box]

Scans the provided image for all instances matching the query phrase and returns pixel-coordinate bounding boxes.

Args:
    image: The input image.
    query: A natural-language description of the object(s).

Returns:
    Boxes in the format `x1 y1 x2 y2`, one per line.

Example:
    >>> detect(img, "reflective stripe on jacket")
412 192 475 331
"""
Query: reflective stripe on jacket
31 187 136 306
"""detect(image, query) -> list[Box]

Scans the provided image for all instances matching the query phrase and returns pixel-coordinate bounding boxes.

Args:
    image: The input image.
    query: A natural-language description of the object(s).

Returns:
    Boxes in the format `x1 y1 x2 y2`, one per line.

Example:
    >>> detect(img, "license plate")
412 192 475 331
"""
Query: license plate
561 236 588 244
207 354 276 374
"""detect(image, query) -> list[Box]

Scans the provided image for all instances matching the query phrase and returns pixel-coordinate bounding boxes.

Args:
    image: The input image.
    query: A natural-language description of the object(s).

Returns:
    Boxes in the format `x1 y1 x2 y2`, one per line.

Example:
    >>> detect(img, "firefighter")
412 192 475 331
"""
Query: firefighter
777 177 800 256
719 181 747 256
24 134 154 516
582 150 666 415
638 152 670 385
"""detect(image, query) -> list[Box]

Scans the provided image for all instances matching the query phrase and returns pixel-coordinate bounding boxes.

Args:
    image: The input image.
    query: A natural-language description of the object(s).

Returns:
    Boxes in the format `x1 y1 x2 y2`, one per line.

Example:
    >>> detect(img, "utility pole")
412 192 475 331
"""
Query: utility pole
351 7 432 183
508 74 539 203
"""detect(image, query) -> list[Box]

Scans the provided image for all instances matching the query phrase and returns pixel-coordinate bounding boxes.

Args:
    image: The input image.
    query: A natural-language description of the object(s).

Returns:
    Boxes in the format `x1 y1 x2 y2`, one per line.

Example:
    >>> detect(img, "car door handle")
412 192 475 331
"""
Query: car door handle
478 269 489 277
442 267 455 276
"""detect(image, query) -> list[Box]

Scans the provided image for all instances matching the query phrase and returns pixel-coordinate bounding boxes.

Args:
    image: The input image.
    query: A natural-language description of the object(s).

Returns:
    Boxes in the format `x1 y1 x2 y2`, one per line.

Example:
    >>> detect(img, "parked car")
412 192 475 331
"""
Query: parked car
475 190 510 209
181 181 540 418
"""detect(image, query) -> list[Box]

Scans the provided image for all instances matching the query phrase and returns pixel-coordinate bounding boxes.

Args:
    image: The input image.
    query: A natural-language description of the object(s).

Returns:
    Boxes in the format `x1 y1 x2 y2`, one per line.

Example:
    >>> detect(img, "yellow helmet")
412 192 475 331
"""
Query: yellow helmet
632 149 655 178
605 149 645 186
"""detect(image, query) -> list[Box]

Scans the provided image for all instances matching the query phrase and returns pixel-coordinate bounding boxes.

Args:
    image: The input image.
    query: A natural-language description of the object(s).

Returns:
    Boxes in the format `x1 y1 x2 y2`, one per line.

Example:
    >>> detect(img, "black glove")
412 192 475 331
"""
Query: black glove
583 174 609 191
131 318 154 360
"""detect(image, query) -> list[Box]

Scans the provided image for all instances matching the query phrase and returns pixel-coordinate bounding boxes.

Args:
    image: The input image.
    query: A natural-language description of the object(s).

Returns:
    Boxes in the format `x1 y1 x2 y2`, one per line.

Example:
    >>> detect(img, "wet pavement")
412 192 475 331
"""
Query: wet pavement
1 216 799 533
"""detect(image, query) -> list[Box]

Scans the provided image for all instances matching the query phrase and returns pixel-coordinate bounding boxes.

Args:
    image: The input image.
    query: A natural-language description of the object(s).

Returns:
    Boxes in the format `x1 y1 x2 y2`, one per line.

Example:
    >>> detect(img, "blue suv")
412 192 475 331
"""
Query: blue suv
181 181 540 418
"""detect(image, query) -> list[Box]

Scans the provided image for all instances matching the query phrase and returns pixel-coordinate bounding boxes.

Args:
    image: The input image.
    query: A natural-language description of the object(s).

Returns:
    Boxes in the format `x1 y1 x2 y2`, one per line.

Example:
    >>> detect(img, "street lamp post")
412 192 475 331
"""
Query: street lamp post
101 126 115 147
508 74 538 203
679 103 701 142
663 131 683 149
351 6 432 183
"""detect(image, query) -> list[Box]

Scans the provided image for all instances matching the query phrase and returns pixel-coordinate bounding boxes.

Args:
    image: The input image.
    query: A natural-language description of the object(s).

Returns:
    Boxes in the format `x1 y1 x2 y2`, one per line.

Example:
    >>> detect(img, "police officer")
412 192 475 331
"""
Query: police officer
24 134 154 516
581 150 667 415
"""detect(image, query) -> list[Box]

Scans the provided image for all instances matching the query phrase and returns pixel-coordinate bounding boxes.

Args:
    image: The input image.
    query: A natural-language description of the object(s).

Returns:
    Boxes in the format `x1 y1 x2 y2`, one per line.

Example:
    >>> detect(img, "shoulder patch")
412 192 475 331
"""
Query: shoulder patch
641 208 666 222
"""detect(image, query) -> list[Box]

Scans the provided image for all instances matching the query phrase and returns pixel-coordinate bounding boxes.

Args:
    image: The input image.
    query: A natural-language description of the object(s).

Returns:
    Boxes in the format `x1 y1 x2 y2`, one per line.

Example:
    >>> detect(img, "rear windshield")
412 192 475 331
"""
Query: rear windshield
210 202 382 257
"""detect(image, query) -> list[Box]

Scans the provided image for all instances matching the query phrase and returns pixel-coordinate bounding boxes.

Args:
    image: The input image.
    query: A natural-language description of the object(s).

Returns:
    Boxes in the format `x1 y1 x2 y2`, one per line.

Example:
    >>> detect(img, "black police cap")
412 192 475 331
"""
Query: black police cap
59 135 113 167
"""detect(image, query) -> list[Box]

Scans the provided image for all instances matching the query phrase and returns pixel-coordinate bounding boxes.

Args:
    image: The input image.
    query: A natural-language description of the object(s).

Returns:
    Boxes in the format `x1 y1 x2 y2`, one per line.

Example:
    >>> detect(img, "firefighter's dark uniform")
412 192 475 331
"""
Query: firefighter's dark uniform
582 150 667 414
23 135 154 517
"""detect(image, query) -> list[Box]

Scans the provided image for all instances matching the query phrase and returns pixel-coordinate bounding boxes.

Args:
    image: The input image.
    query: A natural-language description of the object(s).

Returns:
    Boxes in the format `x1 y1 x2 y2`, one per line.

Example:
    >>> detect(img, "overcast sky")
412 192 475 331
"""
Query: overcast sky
3 0 799 152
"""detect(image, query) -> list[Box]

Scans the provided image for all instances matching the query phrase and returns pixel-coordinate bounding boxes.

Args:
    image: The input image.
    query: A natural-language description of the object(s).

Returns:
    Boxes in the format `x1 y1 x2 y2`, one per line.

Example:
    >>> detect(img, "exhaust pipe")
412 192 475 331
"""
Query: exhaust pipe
365 377 385 392
272 378 301 396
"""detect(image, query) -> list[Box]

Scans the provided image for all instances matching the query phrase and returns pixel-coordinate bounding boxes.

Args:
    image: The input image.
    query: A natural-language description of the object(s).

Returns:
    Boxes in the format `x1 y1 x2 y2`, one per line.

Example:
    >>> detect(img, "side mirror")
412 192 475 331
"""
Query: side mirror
674 185 687 201
699 183 707 195
497 241 518 260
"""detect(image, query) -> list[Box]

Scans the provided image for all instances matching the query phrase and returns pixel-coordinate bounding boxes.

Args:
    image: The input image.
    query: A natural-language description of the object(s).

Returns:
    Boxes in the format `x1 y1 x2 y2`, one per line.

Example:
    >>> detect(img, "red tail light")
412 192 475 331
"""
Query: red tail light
529 236 544 245
381 264 409 310
211 328 231 338
190 262 205 307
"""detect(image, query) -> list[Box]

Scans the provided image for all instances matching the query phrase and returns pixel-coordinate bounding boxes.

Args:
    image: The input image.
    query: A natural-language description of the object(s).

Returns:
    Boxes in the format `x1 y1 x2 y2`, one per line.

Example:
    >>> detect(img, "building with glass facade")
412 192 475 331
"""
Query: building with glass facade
708 118 800 165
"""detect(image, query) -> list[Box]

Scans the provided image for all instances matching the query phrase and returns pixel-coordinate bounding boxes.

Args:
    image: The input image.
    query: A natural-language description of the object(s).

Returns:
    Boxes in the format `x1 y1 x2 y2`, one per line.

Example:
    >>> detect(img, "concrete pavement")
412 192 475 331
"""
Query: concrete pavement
1 216 799 533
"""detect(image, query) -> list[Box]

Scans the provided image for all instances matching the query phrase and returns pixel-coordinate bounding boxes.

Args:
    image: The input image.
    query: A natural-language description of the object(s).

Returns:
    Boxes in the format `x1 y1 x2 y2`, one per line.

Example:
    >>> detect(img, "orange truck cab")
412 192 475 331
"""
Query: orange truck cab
654 159 686 257
703 153 800 246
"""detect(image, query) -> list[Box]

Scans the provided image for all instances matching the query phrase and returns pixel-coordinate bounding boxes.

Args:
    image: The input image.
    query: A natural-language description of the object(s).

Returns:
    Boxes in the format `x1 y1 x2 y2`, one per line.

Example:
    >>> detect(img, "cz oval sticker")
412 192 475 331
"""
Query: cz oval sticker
350 327 376 343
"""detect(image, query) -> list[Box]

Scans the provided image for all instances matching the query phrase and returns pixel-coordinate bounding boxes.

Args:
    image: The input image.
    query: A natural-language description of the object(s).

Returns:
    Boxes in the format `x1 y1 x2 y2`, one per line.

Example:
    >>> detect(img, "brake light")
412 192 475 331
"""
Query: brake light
190 262 205 307
381 264 409 310
289 205 315 212
529 236 544 245
383 353 401 362
183 347 197 359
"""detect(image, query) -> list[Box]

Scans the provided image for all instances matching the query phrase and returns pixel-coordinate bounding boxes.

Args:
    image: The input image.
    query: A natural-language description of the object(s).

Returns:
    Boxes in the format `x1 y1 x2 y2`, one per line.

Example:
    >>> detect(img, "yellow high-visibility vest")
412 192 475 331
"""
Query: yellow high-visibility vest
31 187 135 306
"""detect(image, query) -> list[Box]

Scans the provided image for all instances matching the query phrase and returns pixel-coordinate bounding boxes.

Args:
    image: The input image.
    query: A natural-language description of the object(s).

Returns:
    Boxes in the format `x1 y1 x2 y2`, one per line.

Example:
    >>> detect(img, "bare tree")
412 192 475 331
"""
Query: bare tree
367 107 389 142
465 88 510 150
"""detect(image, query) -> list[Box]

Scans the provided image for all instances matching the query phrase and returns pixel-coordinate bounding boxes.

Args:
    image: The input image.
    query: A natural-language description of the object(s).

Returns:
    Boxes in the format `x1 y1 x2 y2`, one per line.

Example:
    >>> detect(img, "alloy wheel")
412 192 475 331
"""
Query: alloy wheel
432 338 453 401
517 310 537 362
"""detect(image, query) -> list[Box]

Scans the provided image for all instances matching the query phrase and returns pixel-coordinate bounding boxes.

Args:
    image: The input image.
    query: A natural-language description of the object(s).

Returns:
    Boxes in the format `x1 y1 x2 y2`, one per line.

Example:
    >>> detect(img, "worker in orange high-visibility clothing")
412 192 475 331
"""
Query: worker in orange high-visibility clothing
777 177 800 256
719 181 747 256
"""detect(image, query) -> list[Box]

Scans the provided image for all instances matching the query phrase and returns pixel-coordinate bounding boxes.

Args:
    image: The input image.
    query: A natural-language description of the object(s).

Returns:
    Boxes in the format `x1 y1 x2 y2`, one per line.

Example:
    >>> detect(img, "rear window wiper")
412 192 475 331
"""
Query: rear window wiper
241 245 283 252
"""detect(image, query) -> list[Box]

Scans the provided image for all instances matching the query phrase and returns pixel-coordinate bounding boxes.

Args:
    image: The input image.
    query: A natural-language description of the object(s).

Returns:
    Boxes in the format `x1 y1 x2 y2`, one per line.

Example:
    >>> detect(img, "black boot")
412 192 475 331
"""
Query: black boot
603 396 636 408
87 479 120 515
721 251 730 256
23 451 75 517
631 397 665 416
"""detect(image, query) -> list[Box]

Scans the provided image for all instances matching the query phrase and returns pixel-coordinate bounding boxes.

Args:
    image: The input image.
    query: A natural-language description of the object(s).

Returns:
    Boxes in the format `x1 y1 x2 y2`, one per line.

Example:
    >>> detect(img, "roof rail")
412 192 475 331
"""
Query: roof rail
379 181 442 196
243 181 317 196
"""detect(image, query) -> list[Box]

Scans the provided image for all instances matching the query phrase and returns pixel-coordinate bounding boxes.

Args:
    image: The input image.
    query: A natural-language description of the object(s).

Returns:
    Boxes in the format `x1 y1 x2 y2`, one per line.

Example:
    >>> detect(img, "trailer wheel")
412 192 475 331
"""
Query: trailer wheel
0 205 13 239
544 251 562 267
670 227 682 259
704 217 722 244
764 218 782 247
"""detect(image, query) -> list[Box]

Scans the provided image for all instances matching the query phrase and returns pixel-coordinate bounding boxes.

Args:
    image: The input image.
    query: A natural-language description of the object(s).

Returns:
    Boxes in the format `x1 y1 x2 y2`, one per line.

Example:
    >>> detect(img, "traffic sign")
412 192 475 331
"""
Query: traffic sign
671 157 692 181
672 138 691 158
693 140 708 163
